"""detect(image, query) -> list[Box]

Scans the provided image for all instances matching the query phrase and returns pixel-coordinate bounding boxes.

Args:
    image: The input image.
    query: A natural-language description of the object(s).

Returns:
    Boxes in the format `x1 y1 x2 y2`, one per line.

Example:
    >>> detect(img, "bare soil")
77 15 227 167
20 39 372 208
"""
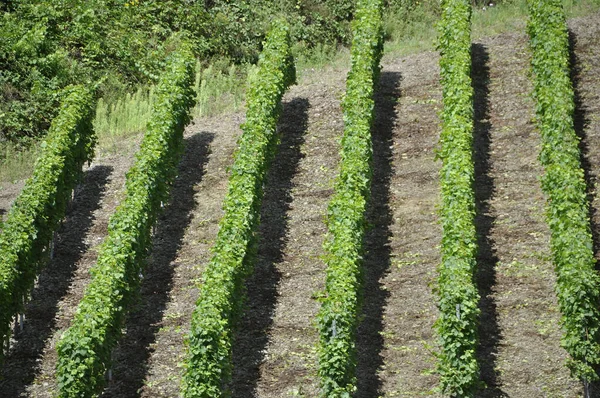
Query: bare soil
1 12 600 398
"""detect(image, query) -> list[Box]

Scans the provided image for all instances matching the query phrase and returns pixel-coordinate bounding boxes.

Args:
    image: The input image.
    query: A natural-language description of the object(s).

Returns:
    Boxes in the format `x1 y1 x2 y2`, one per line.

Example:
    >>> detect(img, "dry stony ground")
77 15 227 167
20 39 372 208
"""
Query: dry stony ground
1 12 600 398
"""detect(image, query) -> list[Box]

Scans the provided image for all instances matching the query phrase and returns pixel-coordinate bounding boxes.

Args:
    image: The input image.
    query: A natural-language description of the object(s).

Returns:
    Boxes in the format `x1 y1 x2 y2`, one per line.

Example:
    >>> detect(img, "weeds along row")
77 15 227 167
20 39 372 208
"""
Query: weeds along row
55 46 196 397
182 20 296 398
0 85 96 365
315 0 384 396
435 0 480 396
527 0 600 386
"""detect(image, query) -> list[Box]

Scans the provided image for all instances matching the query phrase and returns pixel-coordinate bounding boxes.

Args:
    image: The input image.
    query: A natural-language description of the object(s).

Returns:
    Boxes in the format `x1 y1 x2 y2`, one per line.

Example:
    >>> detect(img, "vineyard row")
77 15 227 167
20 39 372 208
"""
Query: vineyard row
527 0 600 384
0 85 96 365
182 20 296 397
56 44 196 397
316 0 384 396
435 0 480 396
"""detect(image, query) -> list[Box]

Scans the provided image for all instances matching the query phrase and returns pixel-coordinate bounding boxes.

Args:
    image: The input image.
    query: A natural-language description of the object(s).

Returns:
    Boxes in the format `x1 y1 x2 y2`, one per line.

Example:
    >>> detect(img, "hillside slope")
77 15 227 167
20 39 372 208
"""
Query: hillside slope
0 11 599 397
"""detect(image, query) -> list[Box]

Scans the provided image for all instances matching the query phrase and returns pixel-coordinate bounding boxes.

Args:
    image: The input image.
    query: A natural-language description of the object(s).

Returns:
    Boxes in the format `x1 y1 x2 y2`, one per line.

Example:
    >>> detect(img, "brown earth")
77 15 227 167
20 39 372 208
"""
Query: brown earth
1 12 600 398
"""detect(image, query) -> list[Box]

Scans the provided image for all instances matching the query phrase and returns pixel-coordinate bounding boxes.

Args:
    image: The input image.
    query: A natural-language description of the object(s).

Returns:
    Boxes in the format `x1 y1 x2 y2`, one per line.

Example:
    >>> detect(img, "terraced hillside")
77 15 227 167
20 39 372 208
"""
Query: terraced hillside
1 11 600 398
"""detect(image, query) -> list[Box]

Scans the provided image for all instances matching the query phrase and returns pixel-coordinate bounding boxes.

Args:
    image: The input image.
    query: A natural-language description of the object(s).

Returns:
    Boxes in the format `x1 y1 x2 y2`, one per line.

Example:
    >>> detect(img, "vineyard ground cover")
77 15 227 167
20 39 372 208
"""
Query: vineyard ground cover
0 11 599 397
355 69 401 397
468 30 574 396
370 52 443 398
252 79 346 398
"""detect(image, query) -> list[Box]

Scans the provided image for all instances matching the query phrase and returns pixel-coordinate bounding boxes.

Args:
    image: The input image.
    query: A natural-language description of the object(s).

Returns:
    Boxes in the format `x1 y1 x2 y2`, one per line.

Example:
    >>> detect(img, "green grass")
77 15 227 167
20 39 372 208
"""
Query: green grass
95 60 250 154
294 0 599 75
382 1 441 56
293 42 351 80
472 0 530 37
192 61 250 119
0 142 39 183
94 87 155 139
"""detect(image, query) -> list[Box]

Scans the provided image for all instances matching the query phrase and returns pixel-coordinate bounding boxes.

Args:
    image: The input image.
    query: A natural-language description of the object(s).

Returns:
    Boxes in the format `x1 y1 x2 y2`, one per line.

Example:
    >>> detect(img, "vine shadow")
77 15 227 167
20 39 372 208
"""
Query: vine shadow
102 132 214 397
0 165 113 396
355 70 401 398
569 30 600 259
471 43 506 398
568 30 600 396
230 97 310 397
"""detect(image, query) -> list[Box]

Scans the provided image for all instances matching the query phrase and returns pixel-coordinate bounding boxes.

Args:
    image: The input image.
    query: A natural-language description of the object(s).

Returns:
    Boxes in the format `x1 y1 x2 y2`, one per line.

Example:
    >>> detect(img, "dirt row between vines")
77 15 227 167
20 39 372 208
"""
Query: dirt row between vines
1 12 599 397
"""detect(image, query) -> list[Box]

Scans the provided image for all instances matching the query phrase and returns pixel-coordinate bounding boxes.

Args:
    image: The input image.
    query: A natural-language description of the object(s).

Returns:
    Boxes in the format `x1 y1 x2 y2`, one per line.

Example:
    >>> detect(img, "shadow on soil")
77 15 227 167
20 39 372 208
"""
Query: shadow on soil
355 71 401 398
471 43 507 398
230 98 310 397
568 30 600 397
102 132 214 397
569 30 600 260
0 165 113 396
